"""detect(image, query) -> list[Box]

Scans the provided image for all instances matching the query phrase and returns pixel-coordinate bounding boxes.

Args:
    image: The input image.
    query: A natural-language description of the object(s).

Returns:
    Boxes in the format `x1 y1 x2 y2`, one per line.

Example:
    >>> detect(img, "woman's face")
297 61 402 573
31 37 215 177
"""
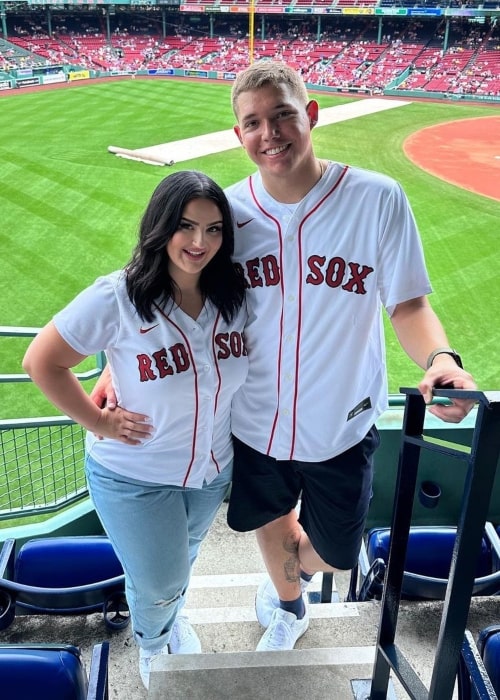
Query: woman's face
167 197 223 285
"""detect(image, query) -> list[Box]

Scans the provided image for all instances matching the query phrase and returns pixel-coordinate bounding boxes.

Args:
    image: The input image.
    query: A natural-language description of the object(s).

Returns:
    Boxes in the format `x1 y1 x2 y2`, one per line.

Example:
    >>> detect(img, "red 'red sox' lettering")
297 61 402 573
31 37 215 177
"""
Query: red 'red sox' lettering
237 255 374 294
137 342 190 382
236 255 280 290
137 334 246 381
306 256 374 294
215 331 247 359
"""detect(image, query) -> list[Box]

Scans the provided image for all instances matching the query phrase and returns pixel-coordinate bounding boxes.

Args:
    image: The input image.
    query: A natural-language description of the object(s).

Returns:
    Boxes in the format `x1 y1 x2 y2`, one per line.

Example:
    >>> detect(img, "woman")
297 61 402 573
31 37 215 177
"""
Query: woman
23 171 248 689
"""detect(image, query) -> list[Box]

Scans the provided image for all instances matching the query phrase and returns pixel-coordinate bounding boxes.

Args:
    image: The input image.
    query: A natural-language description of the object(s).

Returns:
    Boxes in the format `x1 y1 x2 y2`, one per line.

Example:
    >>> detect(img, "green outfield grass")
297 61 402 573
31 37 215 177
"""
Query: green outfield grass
1 78 499 419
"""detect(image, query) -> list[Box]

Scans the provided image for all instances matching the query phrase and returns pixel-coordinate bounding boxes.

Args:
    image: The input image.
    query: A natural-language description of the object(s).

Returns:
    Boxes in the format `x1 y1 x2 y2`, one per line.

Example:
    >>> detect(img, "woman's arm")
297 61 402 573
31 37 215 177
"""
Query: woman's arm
23 322 152 444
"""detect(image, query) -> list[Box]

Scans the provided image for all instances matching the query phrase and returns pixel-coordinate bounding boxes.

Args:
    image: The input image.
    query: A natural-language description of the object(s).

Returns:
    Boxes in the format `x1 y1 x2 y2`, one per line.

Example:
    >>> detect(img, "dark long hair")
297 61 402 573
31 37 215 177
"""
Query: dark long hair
126 171 245 323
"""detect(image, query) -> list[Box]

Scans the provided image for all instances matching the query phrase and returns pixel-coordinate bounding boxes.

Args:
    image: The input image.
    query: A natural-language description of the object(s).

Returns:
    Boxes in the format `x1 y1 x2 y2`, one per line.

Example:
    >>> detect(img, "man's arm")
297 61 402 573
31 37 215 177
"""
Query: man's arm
390 296 476 423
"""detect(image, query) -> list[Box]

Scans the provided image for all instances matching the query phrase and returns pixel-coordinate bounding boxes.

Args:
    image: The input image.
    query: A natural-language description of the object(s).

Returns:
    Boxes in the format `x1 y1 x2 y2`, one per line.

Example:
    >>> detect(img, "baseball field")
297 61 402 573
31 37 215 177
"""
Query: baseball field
1 77 499 420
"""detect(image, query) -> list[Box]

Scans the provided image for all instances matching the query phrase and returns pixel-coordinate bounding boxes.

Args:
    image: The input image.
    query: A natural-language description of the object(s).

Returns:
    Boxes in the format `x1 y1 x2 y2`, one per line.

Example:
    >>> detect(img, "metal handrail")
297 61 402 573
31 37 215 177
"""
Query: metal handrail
0 325 106 383
370 388 500 700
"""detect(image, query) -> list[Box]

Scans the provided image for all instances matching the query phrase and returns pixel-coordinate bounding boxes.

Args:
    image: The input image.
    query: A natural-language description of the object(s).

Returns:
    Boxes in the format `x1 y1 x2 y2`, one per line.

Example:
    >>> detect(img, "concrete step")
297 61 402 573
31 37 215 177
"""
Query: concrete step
149 647 389 700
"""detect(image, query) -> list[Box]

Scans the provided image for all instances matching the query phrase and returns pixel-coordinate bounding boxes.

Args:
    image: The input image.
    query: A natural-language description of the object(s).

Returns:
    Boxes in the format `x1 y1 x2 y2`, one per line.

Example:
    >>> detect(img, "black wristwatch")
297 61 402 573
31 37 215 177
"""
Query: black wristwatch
426 347 463 370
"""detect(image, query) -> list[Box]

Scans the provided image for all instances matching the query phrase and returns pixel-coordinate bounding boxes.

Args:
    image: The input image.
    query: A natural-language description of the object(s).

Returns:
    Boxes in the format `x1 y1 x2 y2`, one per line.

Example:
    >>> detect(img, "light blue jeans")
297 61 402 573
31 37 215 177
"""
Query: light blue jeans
85 454 232 652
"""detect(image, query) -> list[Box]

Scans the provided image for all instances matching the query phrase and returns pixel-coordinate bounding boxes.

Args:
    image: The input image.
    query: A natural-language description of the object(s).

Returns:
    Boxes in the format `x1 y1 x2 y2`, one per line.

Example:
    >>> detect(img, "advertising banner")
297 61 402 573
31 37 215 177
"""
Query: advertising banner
68 70 90 81
16 77 41 88
42 72 66 85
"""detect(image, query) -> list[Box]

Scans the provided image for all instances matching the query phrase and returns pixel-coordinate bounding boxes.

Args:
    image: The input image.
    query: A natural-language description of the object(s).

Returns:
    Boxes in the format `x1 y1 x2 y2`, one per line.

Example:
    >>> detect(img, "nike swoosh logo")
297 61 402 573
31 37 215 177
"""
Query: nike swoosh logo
139 324 159 334
236 218 254 229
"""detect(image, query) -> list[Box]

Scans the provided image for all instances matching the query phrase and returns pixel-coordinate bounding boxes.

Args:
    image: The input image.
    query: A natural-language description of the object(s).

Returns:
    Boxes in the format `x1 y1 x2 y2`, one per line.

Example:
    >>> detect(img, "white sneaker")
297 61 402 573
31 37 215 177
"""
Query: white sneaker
256 607 309 651
169 614 202 654
255 576 309 628
139 645 169 689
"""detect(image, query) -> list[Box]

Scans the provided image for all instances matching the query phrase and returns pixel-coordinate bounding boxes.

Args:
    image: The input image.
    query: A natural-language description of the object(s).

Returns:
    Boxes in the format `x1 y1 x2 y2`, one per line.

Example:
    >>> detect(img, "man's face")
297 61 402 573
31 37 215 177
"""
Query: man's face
233 82 318 180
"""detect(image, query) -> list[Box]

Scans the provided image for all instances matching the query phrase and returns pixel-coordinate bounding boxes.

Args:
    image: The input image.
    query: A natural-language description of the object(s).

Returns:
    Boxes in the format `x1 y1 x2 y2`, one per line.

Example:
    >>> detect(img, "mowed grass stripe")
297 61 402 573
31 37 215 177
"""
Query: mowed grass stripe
1 150 146 218
1 80 499 420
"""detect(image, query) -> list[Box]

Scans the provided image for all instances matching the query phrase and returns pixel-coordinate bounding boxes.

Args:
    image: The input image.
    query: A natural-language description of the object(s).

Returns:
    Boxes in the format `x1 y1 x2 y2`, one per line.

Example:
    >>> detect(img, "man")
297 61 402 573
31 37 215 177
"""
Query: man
223 60 476 652
93 61 476 653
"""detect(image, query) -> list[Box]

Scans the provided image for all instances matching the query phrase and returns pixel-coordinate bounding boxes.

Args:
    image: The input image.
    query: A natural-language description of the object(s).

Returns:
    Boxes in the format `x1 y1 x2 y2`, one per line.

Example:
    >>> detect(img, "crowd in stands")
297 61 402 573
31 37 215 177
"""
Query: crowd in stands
1 8 499 97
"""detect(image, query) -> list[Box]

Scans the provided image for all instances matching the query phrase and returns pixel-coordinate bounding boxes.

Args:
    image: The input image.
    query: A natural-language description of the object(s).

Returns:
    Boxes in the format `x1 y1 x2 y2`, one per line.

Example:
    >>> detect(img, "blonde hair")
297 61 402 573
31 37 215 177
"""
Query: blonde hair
231 61 309 118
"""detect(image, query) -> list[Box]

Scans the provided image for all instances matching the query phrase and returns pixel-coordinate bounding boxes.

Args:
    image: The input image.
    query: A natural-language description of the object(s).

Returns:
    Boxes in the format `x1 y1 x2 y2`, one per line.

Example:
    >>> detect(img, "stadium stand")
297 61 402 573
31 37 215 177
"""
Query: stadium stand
0 9 498 97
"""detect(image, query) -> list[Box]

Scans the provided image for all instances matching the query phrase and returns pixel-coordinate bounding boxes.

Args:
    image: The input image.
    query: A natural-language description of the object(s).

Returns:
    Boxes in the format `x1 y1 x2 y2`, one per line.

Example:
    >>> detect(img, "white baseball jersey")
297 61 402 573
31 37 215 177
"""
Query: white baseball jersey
226 161 431 462
53 270 248 486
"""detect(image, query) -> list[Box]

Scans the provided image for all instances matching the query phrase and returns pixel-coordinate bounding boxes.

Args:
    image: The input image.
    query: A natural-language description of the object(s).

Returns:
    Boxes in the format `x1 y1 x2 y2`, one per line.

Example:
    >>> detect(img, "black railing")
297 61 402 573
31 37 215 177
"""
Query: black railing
370 388 500 700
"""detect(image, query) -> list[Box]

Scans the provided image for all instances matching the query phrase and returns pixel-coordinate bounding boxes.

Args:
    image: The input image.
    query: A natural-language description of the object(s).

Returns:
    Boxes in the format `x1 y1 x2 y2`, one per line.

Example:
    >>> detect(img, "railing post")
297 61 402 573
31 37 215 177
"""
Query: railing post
370 389 500 700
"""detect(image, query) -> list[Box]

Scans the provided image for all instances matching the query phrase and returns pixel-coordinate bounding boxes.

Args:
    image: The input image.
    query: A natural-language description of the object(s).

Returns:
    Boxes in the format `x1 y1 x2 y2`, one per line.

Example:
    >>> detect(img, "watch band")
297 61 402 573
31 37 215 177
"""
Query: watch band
426 348 463 370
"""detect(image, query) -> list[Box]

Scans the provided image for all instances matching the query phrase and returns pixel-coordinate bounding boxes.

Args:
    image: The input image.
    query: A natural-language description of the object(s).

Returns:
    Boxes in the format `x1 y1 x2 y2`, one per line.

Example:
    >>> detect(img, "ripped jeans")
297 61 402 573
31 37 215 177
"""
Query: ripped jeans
85 454 232 652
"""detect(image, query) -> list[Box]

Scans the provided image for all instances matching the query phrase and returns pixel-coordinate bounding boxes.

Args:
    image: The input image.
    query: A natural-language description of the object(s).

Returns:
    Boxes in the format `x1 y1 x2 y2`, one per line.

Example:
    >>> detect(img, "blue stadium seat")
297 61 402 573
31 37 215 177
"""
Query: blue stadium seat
479 626 500 697
0 642 109 700
0 536 129 631
458 627 500 700
352 522 500 601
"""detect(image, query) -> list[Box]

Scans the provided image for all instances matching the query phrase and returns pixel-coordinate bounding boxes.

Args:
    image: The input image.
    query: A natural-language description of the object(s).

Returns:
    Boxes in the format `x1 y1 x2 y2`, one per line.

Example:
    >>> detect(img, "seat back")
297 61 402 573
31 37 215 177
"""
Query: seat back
458 629 499 700
477 625 500 698
364 526 494 600
0 537 128 630
0 644 88 700
367 526 491 579
15 536 123 587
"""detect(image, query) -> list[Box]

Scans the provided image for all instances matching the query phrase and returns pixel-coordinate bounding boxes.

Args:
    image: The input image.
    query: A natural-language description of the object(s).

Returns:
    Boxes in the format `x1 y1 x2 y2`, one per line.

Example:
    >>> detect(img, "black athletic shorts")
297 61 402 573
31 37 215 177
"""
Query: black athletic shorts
227 426 380 570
